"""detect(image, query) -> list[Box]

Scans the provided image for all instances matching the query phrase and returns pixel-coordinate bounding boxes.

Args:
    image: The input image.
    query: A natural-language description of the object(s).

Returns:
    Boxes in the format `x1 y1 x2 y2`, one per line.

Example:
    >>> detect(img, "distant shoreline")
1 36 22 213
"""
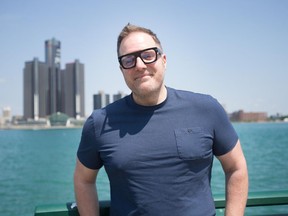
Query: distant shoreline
0 125 83 130
1 120 287 131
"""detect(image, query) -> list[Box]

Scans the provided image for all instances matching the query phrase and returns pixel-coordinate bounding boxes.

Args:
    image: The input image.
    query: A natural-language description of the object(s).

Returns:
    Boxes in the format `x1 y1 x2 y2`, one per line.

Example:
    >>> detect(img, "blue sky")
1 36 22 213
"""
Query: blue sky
0 0 287 116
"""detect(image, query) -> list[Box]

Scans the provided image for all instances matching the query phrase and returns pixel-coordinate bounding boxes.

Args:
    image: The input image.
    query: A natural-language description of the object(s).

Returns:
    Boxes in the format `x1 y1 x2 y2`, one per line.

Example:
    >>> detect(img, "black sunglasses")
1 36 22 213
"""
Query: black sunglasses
118 47 162 69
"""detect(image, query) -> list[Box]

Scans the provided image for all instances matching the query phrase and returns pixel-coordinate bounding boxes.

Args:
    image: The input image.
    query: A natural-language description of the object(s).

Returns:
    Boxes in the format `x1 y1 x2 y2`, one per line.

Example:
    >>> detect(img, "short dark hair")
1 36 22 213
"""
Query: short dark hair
117 23 162 56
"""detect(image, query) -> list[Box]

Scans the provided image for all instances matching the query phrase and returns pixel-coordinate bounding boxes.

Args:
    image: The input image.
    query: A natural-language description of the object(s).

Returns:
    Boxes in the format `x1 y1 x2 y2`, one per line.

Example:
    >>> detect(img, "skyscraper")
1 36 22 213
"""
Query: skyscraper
23 58 49 119
62 60 85 118
113 91 126 102
45 38 62 114
93 91 110 110
23 39 85 120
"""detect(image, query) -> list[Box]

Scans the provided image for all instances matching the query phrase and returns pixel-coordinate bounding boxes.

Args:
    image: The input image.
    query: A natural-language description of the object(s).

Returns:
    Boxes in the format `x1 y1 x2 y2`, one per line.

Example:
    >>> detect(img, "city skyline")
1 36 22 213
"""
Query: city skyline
0 1 287 116
23 38 85 119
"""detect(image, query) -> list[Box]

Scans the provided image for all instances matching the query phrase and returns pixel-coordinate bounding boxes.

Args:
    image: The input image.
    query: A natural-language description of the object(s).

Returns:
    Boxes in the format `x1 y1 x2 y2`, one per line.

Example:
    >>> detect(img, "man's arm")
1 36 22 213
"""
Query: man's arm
74 158 99 216
217 140 249 216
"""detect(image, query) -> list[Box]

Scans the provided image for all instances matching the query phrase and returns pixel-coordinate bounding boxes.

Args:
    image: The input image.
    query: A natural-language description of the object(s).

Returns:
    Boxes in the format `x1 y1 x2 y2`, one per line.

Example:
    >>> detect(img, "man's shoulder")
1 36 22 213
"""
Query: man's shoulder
168 87 215 102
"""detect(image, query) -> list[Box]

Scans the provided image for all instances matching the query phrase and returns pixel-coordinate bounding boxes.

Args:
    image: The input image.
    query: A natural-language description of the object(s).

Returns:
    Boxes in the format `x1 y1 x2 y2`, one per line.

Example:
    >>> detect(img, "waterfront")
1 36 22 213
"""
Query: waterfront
0 122 288 215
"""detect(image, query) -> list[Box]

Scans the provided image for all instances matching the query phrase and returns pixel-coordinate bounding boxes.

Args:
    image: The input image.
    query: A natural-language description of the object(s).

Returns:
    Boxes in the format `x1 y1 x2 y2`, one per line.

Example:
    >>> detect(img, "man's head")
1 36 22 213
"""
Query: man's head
117 24 167 105
117 23 163 57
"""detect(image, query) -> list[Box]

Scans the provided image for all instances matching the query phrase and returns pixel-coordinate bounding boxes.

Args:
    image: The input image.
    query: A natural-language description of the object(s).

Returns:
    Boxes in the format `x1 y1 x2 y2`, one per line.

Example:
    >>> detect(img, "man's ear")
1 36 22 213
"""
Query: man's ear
162 54 167 68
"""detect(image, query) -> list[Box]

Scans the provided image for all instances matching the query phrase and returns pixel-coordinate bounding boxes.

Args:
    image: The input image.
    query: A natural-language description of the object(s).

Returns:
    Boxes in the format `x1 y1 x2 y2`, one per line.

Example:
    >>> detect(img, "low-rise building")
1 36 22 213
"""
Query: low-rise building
230 110 268 122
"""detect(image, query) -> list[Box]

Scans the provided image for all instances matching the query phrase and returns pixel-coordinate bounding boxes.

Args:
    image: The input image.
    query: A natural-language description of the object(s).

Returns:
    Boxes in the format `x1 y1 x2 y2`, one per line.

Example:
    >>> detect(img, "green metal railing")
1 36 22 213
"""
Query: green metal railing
34 190 288 216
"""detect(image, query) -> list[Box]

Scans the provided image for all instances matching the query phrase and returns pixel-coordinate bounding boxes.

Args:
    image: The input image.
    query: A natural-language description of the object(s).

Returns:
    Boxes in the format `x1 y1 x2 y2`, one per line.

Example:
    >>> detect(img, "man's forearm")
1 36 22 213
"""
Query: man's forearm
225 168 248 216
75 182 99 216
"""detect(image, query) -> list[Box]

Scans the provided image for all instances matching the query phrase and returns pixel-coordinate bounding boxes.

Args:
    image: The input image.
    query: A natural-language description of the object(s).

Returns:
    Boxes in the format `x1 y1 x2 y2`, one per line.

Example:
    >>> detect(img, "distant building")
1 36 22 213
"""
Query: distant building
93 91 127 110
93 91 110 110
23 39 85 120
45 38 62 114
2 106 11 120
230 110 268 122
23 58 49 119
62 60 85 118
0 106 12 125
113 91 127 102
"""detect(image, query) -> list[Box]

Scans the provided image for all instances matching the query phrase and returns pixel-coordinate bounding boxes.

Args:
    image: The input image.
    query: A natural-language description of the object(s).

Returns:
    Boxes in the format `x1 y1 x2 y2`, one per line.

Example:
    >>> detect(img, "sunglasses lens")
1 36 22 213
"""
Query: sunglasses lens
121 55 135 69
141 50 157 63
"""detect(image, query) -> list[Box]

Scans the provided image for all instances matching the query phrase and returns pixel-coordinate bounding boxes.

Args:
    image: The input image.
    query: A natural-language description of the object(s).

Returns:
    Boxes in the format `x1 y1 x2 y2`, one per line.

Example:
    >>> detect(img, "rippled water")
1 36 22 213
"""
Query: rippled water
0 123 287 215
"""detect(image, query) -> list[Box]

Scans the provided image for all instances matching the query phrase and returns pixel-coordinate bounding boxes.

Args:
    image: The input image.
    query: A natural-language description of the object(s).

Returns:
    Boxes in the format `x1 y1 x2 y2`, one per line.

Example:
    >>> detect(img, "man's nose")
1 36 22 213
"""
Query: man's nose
135 57 147 69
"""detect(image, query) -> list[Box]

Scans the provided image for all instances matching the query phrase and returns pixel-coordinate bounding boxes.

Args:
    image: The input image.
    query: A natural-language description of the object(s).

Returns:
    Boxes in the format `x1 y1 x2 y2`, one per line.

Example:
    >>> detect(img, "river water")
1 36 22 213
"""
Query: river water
0 122 287 215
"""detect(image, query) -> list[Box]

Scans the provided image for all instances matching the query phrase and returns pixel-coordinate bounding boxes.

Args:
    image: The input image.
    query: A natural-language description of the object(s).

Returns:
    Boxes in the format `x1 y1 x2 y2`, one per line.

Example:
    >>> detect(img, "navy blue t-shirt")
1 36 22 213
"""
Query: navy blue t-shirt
77 87 238 216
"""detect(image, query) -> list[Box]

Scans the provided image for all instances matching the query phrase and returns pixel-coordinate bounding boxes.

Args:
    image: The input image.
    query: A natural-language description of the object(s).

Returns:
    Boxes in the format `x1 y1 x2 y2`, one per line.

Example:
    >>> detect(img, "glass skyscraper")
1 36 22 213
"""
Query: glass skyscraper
62 60 85 119
23 39 85 120
93 91 110 110
23 58 49 119
45 38 62 114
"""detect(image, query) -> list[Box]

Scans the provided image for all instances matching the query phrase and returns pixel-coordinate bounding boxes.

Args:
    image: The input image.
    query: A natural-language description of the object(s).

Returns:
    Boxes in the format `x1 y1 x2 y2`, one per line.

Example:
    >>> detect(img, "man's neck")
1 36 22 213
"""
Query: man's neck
132 85 167 106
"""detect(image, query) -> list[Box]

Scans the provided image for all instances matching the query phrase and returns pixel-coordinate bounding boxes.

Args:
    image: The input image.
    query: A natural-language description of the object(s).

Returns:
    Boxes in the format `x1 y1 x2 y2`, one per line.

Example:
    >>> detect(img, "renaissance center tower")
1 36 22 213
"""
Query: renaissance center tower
23 38 85 120
45 38 62 114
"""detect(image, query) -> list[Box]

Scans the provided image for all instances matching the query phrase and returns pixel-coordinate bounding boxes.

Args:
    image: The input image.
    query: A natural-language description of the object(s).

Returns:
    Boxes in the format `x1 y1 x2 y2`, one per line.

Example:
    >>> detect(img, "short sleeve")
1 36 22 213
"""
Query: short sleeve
211 98 239 156
77 114 103 169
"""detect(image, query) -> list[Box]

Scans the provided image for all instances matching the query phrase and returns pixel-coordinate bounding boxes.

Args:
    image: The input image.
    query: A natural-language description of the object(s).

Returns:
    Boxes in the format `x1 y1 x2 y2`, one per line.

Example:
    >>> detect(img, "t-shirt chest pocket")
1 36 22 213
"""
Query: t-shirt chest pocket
174 127 213 160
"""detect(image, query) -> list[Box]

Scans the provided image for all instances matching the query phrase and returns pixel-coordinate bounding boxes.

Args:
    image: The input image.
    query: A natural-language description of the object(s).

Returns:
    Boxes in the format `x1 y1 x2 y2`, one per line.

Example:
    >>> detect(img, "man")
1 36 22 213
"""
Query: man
74 23 248 216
